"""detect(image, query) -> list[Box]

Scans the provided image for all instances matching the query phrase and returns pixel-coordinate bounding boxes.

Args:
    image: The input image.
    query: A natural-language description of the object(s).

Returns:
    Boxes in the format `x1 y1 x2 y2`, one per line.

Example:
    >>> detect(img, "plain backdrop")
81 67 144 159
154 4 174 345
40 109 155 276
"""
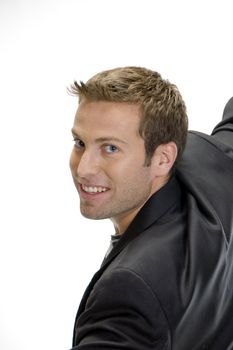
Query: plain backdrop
0 1 232 349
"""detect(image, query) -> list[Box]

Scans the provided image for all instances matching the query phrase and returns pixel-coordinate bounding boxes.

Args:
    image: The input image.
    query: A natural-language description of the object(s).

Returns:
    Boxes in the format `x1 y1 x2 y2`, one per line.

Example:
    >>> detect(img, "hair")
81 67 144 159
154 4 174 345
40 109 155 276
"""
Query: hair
69 66 188 168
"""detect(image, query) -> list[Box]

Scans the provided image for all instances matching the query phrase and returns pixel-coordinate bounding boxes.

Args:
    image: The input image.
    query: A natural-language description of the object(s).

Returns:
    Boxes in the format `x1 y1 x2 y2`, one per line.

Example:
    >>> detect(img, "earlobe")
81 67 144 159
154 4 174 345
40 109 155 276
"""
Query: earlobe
152 142 177 176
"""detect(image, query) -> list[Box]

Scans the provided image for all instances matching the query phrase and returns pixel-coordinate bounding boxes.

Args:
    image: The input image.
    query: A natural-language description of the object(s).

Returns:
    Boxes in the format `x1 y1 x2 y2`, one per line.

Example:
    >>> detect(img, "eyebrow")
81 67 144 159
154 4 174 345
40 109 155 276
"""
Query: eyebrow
71 129 128 145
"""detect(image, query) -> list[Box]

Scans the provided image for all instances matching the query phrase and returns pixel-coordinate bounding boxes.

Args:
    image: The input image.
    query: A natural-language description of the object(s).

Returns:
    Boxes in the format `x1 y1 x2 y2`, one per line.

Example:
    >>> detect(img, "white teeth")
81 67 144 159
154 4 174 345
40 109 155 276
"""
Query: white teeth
82 185 107 193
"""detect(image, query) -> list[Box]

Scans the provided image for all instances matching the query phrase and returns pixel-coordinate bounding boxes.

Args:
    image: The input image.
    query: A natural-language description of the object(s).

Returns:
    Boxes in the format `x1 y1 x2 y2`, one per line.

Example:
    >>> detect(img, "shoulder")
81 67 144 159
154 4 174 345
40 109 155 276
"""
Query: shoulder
76 265 172 349
176 130 233 237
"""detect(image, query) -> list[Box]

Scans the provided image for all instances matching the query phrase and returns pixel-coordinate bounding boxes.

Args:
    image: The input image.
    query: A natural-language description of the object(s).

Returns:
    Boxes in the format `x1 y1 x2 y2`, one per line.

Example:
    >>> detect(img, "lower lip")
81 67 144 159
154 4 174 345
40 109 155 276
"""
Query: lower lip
79 185 109 200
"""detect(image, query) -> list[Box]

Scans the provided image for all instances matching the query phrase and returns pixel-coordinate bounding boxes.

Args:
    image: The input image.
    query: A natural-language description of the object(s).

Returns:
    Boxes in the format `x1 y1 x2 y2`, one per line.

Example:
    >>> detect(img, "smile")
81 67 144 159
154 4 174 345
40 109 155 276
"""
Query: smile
81 185 108 194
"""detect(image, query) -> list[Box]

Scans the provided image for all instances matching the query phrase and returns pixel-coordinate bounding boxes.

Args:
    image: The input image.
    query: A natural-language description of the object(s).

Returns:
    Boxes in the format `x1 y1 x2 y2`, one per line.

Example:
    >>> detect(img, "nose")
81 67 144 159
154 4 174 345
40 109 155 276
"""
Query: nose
76 149 100 179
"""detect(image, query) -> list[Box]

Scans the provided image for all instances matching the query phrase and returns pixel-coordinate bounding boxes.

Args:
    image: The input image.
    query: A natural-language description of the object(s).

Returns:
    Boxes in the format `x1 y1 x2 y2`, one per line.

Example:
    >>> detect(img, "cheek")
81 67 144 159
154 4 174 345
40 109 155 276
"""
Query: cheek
110 157 150 184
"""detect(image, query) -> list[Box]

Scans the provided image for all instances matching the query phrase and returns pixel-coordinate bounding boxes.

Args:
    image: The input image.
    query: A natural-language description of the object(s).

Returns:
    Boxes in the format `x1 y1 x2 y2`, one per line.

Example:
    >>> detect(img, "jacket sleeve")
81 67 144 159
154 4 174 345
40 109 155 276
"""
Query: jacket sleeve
176 96 233 242
211 96 233 149
71 268 171 350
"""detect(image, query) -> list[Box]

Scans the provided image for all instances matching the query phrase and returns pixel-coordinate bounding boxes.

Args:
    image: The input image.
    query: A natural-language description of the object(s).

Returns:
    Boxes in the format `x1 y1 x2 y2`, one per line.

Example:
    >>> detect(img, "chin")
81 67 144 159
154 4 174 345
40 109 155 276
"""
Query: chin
80 209 104 221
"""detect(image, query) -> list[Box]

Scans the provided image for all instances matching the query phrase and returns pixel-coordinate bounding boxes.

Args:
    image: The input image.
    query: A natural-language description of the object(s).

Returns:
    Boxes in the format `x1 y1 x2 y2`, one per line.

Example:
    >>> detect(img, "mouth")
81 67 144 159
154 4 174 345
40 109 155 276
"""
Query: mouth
80 184 109 195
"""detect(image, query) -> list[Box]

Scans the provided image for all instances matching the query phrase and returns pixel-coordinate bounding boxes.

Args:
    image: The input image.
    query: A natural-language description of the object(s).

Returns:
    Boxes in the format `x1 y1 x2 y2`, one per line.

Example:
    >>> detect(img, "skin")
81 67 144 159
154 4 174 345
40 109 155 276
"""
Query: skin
70 100 177 234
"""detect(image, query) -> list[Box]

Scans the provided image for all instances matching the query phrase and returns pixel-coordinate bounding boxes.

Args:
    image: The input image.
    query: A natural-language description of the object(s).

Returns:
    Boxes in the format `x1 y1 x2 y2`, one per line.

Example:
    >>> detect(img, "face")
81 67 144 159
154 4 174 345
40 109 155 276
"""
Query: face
70 101 157 234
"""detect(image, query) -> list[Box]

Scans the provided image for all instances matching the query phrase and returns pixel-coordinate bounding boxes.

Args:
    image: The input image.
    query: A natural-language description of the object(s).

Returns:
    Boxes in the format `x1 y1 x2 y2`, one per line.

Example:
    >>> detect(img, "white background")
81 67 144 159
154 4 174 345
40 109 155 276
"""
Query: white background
0 1 232 349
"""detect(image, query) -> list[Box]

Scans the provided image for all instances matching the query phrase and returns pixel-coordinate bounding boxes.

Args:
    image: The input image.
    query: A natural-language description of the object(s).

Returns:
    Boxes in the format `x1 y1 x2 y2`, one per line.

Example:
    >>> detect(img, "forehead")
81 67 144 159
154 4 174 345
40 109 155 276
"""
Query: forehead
73 101 141 137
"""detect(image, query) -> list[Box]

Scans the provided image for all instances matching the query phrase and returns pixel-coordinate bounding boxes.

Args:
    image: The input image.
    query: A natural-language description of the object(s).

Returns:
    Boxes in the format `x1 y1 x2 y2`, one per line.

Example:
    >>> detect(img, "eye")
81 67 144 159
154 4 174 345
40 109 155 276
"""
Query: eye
104 145 119 154
73 138 85 149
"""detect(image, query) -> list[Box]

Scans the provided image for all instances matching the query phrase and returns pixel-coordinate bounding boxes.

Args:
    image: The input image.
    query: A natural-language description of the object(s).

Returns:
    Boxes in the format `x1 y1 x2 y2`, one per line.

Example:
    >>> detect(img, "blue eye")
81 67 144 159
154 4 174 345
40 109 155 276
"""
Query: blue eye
73 138 85 148
104 145 119 154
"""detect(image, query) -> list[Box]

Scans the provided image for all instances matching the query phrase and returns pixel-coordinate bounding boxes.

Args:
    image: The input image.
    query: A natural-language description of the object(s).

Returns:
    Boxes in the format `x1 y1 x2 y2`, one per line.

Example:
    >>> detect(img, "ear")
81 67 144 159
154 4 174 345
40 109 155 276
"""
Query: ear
151 142 177 177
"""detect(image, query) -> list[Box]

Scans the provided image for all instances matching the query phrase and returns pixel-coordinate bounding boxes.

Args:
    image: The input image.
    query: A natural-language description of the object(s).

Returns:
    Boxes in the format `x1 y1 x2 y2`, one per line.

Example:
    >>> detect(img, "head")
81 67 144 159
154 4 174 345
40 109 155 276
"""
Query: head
69 66 188 168
69 67 188 234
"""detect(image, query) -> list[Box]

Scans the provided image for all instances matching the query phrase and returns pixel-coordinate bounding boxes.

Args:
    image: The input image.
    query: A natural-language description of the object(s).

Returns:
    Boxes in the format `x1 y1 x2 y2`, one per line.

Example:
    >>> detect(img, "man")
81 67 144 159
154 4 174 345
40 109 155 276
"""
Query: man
69 66 233 349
